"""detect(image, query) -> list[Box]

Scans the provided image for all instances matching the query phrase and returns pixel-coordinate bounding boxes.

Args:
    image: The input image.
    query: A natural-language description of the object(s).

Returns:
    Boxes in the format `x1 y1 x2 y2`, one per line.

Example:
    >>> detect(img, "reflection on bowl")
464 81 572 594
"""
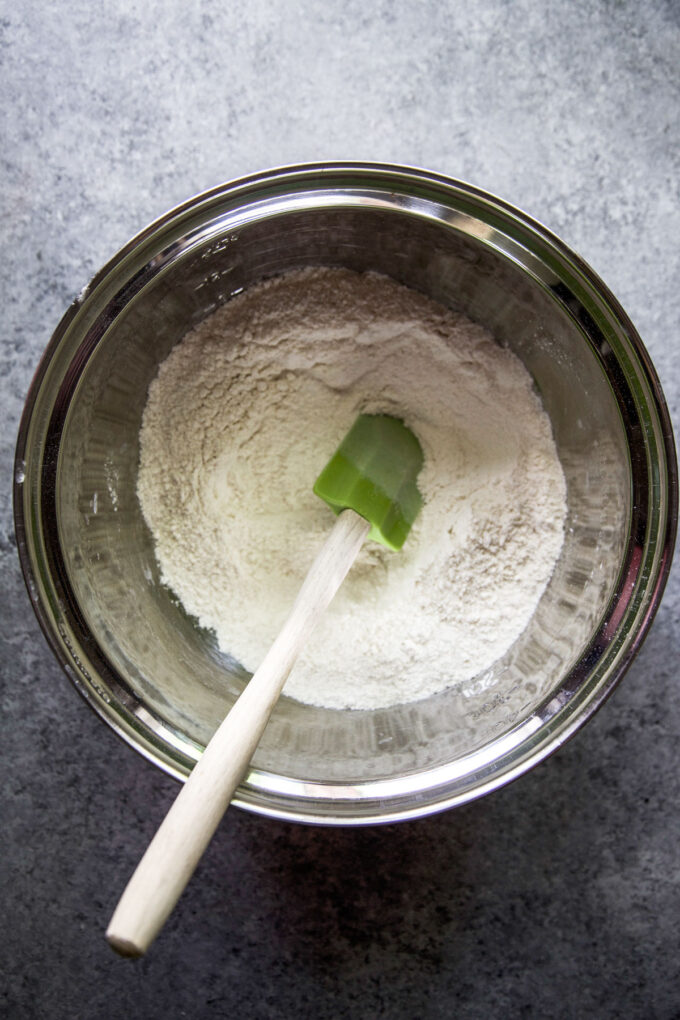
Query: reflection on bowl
14 164 678 823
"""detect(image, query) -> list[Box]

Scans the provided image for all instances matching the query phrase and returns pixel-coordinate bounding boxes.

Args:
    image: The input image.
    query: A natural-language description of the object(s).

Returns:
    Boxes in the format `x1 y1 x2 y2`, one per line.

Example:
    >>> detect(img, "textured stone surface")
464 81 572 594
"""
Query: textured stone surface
1 2 678 1017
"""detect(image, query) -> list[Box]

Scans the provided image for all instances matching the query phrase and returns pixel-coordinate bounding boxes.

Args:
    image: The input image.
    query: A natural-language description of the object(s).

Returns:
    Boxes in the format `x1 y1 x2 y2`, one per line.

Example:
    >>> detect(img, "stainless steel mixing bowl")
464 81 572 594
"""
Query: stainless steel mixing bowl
14 163 677 823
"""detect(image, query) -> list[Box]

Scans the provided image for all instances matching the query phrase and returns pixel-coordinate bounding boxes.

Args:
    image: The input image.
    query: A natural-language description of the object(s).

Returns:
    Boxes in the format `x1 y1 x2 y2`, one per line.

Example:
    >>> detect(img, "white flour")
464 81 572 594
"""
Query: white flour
138 268 567 710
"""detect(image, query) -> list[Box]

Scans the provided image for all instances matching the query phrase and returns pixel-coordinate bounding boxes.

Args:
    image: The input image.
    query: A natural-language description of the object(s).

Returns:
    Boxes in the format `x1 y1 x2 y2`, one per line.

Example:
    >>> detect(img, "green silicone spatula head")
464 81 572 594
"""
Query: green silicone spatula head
313 414 424 550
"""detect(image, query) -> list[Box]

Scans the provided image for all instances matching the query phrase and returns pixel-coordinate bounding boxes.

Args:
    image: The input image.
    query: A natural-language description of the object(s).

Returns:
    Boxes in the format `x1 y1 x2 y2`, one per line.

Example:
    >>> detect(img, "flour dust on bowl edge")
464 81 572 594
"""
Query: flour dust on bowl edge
14 163 678 824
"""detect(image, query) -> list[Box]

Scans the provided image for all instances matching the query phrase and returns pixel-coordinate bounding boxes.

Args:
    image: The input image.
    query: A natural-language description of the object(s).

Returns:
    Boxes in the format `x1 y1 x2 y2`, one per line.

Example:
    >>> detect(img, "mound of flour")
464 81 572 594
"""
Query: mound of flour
138 267 567 710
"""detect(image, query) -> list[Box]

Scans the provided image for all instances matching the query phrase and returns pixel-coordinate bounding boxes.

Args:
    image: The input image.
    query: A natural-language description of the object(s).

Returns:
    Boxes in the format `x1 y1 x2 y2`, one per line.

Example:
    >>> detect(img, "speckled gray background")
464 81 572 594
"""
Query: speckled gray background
2 2 679 1018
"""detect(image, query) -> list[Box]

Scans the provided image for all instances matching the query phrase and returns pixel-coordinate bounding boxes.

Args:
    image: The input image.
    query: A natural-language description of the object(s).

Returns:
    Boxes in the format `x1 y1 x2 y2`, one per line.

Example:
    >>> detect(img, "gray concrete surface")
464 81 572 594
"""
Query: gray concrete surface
2 2 679 1017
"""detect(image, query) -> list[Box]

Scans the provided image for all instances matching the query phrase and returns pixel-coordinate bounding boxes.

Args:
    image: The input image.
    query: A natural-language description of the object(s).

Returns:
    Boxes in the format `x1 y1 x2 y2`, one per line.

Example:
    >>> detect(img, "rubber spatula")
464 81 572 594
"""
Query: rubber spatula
106 414 423 957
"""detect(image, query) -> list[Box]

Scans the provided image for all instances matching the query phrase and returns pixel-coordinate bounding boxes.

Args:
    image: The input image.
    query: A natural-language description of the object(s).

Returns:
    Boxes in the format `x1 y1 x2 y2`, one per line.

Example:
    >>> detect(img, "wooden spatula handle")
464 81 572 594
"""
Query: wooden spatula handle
106 509 370 957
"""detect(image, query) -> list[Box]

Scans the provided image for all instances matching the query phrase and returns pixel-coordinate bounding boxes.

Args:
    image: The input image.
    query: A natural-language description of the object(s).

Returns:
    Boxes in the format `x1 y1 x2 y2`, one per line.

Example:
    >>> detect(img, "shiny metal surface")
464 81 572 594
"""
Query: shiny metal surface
14 163 678 823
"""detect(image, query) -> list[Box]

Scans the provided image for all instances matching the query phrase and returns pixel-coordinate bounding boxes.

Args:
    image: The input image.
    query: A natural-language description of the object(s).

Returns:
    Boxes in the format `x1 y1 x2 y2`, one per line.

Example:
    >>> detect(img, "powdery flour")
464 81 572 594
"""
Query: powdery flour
138 268 567 710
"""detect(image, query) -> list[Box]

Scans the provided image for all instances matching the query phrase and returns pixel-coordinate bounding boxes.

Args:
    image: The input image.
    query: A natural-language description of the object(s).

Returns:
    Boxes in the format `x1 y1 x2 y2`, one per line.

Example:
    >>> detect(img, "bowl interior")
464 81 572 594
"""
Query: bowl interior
51 198 633 799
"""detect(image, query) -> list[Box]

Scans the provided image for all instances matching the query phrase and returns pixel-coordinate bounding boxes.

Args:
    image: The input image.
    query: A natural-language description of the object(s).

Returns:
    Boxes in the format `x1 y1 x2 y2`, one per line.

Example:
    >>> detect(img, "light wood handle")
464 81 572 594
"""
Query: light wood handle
106 509 370 957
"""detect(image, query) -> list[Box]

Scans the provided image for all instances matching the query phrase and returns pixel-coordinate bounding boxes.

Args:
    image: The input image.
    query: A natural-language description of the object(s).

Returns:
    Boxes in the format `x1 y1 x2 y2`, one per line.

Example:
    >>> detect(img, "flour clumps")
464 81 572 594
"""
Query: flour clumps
138 268 567 710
